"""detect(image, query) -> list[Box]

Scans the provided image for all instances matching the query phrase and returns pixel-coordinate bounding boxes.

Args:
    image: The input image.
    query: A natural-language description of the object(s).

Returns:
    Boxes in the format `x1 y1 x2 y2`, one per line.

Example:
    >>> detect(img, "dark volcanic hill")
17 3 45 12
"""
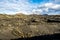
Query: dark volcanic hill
0 14 60 40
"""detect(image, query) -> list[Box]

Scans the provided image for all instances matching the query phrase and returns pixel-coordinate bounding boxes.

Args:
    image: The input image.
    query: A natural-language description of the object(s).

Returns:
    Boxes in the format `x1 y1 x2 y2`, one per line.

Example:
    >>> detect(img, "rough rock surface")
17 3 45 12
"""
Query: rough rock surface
0 14 60 40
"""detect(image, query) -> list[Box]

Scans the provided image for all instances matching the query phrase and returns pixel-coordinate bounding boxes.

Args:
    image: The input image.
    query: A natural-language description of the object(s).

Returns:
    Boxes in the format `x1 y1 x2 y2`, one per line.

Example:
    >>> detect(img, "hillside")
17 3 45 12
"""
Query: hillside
0 14 60 40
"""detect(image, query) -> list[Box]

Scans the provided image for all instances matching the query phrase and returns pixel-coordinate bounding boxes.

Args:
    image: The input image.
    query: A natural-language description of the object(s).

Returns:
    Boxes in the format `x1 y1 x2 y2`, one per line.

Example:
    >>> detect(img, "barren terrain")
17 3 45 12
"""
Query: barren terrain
0 14 60 40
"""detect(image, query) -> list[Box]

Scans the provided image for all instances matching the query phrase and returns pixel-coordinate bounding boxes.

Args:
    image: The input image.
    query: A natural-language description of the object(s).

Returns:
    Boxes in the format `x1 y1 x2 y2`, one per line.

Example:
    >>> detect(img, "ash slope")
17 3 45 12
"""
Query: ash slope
0 14 60 39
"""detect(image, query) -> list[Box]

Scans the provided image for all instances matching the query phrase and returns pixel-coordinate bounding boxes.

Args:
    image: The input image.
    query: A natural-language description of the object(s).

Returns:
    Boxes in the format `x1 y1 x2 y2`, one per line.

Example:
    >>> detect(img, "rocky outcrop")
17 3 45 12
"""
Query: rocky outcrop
0 14 60 40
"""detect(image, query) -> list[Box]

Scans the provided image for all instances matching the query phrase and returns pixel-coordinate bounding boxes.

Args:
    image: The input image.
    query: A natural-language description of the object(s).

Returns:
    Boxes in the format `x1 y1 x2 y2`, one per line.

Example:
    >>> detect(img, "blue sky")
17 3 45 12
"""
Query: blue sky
0 0 60 15
29 0 50 4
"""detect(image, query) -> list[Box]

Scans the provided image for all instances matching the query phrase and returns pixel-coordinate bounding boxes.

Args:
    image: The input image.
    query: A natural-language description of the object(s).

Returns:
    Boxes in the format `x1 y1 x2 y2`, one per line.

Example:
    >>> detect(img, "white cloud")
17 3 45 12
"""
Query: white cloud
0 0 60 15
44 3 60 9
54 0 60 3
0 0 38 15
33 3 60 15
